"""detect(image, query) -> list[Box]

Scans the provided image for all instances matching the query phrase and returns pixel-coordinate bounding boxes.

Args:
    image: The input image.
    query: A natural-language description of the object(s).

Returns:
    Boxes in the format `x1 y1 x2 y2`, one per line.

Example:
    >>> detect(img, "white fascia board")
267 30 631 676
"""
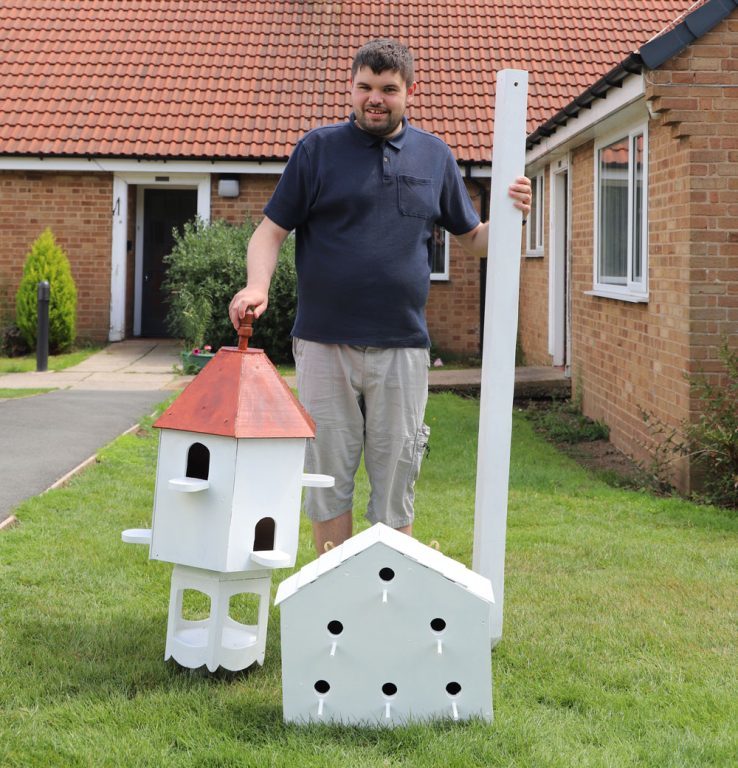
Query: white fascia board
526 73 646 166
465 164 491 178
0 157 286 175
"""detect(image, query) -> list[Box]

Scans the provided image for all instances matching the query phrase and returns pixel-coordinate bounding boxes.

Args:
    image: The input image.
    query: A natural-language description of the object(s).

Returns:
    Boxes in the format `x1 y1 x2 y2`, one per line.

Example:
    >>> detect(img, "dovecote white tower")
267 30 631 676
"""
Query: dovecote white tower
122 314 333 672
148 344 320 573
275 524 494 725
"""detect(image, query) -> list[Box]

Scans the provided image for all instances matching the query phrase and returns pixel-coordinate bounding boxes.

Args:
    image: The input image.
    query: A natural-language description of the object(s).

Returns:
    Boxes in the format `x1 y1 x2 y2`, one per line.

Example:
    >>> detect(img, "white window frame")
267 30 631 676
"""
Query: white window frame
430 225 450 281
525 172 544 256
591 124 648 302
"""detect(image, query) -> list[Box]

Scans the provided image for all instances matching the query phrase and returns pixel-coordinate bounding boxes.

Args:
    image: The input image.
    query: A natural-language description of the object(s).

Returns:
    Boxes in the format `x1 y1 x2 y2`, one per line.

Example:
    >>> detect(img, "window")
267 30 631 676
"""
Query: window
594 126 647 298
430 225 449 280
526 173 544 255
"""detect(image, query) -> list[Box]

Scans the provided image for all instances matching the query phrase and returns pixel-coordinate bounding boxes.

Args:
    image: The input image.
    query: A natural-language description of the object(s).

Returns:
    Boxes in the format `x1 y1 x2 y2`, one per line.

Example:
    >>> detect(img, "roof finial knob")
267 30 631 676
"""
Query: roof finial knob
237 309 254 352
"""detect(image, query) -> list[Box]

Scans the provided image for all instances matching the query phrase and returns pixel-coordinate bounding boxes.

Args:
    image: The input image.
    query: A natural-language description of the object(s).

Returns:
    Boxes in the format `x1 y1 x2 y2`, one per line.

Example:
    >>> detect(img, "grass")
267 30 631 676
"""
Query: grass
0 393 735 767
0 345 102 374
0 387 54 399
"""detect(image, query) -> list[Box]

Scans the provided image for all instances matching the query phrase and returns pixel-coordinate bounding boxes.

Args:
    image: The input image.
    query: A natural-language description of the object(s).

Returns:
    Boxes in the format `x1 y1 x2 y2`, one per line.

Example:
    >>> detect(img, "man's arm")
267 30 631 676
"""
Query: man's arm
455 176 532 258
228 216 291 328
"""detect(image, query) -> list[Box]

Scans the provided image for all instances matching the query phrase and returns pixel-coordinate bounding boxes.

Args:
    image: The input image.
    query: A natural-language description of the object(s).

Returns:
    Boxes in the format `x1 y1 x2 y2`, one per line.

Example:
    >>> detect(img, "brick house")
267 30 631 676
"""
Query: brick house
520 0 738 491
0 0 696 358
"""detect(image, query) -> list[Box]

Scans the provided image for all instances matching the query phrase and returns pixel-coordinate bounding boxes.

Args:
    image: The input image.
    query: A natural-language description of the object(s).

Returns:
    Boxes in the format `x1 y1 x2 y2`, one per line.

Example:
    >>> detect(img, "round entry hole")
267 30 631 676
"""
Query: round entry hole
327 620 344 636
314 680 331 695
382 682 398 698
430 618 447 633
446 682 462 697
379 567 395 582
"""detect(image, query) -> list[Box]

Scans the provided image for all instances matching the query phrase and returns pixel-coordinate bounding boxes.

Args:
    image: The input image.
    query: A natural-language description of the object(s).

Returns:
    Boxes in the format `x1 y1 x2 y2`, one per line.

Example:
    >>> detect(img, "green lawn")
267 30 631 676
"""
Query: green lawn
0 387 54 399
0 394 735 767
0 345 102 374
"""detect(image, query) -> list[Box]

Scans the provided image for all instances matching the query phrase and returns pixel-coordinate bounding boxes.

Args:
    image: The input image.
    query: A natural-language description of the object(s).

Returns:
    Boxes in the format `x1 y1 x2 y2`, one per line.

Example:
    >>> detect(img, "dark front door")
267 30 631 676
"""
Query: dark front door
141 188 198 337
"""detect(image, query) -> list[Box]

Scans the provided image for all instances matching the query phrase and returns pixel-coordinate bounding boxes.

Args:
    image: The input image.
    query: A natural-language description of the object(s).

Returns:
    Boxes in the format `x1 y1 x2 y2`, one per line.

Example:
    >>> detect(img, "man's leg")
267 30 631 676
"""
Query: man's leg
293 339 365 555
363 347 430 532
312 510 354 553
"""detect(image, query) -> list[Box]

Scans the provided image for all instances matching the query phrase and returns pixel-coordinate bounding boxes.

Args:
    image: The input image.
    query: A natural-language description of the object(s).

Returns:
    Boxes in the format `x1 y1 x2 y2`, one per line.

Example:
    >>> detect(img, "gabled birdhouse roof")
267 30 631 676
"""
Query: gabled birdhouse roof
154 346 315 439
275 523 493 605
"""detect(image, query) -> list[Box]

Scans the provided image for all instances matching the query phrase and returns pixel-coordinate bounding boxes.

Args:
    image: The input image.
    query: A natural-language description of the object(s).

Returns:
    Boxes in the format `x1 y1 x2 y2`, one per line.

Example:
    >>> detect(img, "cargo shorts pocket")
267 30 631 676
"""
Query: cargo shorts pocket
410 423 431 485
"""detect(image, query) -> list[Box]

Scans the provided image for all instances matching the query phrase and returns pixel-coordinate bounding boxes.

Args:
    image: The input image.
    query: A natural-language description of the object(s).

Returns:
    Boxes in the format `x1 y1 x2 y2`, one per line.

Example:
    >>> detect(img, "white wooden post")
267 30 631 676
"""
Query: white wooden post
472 70 528 647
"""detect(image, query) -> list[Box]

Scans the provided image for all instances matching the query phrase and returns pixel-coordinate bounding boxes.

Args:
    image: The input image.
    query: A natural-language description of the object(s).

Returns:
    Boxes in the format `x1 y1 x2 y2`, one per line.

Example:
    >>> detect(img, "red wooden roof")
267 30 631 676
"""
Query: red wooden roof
0 1 705 164
154 347 315 439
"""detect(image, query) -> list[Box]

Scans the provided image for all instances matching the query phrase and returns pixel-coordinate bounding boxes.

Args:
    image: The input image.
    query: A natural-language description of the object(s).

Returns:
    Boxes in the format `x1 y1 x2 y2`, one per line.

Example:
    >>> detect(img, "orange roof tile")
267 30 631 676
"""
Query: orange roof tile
0 1 707 164
154 346 316 439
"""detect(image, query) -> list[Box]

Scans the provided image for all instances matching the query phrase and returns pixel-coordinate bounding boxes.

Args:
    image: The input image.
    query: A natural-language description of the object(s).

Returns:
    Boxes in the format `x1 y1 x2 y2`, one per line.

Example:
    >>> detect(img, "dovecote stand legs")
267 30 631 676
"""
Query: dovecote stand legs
165 565 272 673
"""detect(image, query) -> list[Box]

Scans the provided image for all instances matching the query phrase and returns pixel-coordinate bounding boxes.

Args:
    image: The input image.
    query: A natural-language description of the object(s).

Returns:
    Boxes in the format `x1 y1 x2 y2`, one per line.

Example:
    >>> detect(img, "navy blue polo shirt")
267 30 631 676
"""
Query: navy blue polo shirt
264 114 480 347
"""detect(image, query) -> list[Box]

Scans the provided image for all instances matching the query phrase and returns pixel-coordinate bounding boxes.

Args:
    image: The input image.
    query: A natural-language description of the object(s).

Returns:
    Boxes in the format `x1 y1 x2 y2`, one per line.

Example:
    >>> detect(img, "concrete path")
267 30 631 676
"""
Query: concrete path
0 340 188 525
0 339 568 526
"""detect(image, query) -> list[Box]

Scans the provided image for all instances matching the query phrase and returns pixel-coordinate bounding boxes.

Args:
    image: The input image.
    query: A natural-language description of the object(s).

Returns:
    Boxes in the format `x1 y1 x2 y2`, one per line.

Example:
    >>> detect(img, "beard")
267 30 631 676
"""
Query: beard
355 108 403 137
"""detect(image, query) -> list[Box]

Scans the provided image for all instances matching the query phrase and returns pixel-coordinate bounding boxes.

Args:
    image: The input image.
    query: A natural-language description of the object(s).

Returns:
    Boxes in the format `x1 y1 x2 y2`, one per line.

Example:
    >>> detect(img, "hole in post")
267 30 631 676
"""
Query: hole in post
327 620 343 636
314 680 330 695
378 567 395 582
382 682 398 698
430 617 446 633
228 592 260 626
446 682 462 697
181 589 210 621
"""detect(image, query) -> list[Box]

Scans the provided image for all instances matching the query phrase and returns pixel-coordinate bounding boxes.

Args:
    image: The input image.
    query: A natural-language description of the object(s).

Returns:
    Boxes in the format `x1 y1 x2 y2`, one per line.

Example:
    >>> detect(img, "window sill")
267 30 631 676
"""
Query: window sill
430 274 450 282
585 289 648 303
524 250 544 259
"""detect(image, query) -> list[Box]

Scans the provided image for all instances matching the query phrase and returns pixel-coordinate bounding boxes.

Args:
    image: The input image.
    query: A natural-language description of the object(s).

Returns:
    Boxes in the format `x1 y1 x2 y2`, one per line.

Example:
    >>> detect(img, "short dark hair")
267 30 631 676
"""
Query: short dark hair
351 39 414 87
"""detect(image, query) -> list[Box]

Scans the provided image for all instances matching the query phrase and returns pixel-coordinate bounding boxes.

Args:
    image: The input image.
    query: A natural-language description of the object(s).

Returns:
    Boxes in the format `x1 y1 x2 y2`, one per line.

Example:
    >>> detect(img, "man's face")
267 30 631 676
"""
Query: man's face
351 66 416 138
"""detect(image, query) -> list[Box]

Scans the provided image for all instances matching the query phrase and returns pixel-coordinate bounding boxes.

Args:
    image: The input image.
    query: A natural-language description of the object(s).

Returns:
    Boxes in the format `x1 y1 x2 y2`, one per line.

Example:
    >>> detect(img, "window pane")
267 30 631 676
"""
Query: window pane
430 225 447 275
631 133 644 283
598 138 628 284
529 177 539 248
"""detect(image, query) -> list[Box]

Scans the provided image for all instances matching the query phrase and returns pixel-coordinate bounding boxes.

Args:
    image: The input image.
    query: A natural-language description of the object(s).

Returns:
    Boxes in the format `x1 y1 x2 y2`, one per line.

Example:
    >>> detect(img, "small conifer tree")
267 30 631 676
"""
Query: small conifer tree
15 228 77 353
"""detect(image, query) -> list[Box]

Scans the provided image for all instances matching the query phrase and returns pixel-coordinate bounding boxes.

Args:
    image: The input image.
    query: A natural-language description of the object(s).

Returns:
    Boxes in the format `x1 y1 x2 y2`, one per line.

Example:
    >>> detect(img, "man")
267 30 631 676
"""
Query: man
229 39 531 553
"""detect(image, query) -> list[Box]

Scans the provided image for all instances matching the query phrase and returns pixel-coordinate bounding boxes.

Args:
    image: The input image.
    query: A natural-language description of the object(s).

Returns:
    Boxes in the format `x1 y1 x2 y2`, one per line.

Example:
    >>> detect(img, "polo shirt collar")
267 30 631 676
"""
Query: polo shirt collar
349 113 409 149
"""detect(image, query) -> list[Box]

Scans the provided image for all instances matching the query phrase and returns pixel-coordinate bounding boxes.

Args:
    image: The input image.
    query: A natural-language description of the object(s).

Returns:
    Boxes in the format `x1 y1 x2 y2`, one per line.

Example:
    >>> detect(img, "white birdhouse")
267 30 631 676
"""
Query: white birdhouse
275 523 494 725
147 344 321 573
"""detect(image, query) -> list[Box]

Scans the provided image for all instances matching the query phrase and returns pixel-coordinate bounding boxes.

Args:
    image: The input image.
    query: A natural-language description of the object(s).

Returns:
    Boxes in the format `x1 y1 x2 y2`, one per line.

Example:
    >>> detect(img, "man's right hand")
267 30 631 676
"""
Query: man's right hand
229 287 268 330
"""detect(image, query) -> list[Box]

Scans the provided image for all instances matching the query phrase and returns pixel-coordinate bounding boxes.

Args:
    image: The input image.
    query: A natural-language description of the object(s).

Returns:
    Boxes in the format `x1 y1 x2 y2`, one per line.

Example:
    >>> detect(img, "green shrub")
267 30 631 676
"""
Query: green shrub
639 340 738 509
163 218 297 362
686 340 738 509
15 228 77 353
527 399 610 444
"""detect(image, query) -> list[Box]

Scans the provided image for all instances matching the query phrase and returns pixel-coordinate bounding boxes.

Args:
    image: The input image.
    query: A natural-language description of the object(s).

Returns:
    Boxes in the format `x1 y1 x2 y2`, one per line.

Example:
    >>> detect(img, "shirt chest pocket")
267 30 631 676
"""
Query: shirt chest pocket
397 175 435 219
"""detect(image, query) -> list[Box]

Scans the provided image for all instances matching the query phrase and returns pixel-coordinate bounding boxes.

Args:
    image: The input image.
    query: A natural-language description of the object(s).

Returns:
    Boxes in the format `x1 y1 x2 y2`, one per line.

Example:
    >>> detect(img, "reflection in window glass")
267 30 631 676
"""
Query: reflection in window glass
598 138 629 285
632 134 643 283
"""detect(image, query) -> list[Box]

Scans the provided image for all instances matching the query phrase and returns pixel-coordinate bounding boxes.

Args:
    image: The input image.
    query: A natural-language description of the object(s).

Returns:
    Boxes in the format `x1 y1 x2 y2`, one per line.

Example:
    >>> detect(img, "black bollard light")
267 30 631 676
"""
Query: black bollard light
36 280 50 372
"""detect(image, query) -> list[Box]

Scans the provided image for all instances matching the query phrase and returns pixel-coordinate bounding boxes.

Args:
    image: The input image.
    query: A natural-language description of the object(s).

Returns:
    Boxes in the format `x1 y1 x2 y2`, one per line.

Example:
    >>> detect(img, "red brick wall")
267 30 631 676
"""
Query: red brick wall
425 178 488 358
210 174 277 224
523 15 738 493
0 171 113 342
566 136 693 490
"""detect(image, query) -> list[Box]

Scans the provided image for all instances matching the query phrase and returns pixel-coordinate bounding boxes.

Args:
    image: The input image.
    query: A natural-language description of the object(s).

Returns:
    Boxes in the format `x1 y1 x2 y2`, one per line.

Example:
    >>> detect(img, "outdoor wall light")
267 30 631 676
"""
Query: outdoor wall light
218 178 240 198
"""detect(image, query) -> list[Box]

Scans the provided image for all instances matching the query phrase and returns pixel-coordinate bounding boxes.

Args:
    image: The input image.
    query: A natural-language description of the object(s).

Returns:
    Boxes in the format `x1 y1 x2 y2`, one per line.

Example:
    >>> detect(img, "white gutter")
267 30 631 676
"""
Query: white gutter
526 73 645 165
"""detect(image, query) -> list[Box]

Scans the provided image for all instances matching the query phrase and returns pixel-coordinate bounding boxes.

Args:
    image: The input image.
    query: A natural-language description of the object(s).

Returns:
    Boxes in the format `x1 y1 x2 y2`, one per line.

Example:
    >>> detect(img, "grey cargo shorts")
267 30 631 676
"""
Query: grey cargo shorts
293 338 430 528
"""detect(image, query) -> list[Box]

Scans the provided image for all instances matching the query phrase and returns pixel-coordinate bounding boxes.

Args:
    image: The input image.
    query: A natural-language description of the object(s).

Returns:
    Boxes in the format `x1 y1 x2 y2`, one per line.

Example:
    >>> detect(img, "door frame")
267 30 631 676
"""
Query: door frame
131 174 210 336
548 158 571 371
